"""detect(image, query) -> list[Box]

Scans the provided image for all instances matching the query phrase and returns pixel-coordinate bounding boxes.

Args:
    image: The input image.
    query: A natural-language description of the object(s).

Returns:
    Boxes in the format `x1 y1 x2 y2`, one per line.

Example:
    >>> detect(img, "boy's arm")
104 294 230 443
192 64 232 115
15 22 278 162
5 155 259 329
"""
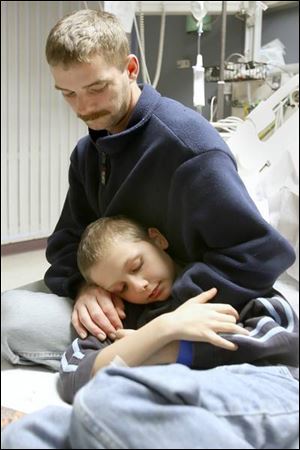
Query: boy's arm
91 315 176 375
92 289 247 374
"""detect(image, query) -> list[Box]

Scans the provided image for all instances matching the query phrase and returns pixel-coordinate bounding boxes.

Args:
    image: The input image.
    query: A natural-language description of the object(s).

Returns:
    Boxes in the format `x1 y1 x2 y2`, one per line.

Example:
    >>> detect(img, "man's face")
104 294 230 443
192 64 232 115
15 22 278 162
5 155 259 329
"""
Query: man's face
89 231 177 304
51 55 132 132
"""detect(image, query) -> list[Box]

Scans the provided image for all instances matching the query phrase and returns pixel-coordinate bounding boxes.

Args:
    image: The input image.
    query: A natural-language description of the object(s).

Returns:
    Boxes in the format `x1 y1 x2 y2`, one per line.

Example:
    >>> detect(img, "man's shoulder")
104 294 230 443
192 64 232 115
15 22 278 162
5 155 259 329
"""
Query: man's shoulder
153 96 229 154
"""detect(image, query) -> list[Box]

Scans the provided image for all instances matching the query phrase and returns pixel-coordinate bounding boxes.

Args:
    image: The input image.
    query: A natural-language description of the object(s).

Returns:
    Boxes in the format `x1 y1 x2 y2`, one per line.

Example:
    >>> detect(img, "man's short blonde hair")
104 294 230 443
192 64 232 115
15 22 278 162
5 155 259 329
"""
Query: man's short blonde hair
46 9 130 69
77 216 149 282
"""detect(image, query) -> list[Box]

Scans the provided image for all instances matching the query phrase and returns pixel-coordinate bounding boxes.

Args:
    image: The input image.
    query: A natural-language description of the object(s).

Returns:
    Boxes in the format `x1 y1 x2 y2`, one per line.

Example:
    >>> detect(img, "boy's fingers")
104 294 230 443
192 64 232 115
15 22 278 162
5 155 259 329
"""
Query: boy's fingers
208 333 238 351
196 287 218 303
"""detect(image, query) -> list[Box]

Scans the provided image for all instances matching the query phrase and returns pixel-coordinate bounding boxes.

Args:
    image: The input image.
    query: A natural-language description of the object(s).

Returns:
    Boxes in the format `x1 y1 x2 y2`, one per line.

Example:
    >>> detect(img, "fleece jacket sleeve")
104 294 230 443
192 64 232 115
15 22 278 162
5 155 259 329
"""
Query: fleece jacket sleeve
169 150 296 311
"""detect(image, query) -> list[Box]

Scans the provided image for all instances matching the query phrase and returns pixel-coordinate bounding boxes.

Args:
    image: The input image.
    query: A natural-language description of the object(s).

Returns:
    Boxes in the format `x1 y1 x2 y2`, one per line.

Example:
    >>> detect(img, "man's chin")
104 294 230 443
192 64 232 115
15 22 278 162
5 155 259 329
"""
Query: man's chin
84 118 110 130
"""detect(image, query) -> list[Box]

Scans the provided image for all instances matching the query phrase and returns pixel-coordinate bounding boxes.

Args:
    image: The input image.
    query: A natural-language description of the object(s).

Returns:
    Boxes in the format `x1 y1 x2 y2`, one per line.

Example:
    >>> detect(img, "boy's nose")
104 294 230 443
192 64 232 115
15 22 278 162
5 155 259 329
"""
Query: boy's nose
134 279 149 292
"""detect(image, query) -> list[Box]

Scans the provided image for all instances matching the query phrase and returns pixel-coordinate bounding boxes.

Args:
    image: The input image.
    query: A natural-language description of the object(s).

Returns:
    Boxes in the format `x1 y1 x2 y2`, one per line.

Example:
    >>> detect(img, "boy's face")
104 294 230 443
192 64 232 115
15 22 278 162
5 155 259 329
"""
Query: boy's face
88 229 177 304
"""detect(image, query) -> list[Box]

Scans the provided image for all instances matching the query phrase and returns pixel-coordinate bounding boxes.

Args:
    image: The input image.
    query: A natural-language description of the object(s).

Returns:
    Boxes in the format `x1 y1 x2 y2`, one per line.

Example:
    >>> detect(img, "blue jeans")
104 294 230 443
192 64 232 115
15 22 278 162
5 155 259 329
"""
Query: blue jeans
1 281 75 371
2 363 299 449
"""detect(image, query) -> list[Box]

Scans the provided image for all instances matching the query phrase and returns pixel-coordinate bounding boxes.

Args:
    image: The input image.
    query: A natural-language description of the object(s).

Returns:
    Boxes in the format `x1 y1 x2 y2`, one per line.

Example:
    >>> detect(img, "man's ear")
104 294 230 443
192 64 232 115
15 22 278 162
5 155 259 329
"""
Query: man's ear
148 228 169 250
126 54 139 81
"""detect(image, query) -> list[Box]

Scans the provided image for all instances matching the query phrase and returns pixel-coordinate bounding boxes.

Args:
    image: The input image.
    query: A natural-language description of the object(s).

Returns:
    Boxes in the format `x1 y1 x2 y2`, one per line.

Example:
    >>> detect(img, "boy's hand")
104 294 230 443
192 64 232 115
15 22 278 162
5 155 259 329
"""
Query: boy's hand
72 284 126 340
168 288 250 350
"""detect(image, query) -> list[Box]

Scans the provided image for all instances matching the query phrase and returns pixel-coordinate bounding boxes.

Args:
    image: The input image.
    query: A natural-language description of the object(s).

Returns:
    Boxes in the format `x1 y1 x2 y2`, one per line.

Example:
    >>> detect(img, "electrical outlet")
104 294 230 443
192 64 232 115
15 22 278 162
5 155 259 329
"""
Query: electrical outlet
177 59 191 69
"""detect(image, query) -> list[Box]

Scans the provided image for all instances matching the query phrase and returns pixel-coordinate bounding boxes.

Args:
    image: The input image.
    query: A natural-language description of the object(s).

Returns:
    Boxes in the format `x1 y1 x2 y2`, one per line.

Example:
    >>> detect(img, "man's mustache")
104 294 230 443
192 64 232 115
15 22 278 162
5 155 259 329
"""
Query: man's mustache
78 110 109 121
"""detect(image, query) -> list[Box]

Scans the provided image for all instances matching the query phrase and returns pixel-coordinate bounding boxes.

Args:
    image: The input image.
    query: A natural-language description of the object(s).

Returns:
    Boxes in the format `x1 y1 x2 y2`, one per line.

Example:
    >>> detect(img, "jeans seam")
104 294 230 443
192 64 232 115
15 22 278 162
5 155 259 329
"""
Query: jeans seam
216 409 299 418
18 351 62 360
75 390 127 449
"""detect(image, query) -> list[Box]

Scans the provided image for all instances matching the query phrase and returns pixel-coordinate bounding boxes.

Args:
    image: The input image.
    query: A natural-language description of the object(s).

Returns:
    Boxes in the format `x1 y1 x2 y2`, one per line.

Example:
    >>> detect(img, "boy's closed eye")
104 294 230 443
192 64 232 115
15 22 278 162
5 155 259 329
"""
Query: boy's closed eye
130 258 143 273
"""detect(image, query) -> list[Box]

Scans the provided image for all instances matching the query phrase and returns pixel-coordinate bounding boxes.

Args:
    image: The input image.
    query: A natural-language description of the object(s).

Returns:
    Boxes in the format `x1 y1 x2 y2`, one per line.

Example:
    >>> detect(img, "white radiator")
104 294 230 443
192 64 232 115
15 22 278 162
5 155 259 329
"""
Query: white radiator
1 1 87 244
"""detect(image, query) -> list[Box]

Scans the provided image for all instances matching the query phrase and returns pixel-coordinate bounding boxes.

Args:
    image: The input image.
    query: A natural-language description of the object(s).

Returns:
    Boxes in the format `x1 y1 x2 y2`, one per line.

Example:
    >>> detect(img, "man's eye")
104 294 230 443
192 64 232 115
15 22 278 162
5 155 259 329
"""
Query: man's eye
62 92 75 98
90 85 107 94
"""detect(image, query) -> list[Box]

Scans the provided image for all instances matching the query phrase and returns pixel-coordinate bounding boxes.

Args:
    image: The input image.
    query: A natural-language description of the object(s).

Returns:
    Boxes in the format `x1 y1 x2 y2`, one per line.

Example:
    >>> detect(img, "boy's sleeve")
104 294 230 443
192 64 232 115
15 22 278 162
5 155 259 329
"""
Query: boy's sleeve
59 335 112 404
190 293 299 370
176 340 193 366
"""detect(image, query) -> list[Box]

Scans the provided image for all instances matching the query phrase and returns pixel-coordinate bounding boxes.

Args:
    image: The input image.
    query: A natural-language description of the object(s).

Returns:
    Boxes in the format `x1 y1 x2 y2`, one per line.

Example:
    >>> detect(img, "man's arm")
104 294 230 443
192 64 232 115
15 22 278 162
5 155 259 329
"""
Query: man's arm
44 155 96 299
44 147 124 338
168 150 296 311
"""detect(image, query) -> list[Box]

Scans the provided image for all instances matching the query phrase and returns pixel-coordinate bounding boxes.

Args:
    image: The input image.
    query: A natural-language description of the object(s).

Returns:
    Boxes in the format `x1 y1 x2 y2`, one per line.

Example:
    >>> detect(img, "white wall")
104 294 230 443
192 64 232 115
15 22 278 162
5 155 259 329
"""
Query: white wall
1 1 90 244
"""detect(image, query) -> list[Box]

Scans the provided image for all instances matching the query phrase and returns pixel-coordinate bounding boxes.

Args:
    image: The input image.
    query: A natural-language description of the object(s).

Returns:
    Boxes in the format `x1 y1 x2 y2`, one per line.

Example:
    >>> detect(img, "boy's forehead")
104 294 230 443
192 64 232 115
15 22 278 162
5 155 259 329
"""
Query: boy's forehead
91 240 143 288
109 237 146 259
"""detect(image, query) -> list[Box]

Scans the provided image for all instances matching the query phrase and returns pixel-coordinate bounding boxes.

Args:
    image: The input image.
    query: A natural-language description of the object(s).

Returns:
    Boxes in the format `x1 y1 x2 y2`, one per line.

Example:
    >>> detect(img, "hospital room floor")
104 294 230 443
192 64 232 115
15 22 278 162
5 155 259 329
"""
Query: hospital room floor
1 249 50 293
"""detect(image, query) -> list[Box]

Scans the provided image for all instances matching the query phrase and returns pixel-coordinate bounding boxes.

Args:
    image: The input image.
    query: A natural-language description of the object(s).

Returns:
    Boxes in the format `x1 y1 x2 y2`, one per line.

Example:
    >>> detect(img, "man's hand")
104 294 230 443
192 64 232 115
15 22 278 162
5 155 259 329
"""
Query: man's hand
72 284 126 340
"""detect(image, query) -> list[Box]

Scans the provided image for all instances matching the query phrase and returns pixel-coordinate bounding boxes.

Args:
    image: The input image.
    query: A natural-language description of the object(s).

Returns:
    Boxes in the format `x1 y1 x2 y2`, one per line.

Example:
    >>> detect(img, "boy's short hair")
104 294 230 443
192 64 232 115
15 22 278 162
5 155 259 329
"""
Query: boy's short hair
45 9 129 69
77 216 149 282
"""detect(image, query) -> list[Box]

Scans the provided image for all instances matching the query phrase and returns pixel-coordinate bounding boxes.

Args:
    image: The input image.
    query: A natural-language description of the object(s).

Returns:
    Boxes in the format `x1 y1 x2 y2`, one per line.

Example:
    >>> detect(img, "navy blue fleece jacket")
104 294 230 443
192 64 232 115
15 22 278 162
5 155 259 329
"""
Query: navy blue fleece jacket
45 84 295 311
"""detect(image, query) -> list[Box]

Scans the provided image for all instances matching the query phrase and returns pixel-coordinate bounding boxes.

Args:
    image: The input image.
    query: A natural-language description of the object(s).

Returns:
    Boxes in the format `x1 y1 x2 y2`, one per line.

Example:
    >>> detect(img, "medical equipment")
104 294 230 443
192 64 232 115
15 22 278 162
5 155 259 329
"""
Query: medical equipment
191 1 207 110
227 74 299 281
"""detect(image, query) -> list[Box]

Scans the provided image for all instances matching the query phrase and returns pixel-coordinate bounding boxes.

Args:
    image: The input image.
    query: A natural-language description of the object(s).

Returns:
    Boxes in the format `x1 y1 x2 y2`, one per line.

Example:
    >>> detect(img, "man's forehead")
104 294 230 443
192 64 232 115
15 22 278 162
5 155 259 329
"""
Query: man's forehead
50 57 114 88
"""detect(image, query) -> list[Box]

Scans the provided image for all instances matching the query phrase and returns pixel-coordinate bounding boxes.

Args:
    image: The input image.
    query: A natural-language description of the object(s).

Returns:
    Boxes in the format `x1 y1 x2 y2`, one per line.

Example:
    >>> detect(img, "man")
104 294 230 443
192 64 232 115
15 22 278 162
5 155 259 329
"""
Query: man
2 9 296 368
1 9 298 449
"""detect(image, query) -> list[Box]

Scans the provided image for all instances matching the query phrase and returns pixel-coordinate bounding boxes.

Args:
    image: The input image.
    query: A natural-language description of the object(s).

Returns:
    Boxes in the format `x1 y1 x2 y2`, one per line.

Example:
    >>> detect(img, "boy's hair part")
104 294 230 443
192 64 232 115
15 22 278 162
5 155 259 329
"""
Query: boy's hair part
77 216 149 282
46 9 129 69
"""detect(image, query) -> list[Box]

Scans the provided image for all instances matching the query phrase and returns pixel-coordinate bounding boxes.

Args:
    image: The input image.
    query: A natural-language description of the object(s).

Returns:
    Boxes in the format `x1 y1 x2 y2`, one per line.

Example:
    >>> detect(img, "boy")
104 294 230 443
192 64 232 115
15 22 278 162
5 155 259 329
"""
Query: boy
60 216 298 404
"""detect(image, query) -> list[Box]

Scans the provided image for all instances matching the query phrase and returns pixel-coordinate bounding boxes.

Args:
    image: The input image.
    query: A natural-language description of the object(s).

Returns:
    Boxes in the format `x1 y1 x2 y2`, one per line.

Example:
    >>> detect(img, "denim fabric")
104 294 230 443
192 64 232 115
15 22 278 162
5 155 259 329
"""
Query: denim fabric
1 405 72 449
1 281 75 371
2 363 299 449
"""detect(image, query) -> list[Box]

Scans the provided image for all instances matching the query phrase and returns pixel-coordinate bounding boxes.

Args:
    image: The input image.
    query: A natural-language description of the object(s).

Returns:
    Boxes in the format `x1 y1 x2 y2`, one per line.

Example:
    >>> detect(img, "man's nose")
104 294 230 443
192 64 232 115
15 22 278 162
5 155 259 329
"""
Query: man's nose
75 96 90 115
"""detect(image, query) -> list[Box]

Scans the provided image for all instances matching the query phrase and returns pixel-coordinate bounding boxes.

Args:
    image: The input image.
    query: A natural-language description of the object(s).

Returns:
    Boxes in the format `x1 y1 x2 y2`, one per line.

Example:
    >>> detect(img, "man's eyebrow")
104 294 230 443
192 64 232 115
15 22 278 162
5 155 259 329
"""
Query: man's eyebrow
54 79 108 92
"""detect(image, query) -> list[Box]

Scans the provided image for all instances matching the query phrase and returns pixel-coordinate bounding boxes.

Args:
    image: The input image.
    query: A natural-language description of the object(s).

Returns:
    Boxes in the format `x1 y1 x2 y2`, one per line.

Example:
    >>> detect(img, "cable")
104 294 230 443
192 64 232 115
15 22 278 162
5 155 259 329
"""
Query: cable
210 96 217 122
138 2 147 83
225 53 246 63
133 14 151 84
152 2 166 89
210 116 244 140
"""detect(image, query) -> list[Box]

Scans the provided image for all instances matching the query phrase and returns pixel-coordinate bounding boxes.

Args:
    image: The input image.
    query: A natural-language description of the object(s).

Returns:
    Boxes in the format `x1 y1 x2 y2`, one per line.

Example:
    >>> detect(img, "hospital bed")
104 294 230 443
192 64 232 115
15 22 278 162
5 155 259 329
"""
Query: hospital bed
1 75 299 420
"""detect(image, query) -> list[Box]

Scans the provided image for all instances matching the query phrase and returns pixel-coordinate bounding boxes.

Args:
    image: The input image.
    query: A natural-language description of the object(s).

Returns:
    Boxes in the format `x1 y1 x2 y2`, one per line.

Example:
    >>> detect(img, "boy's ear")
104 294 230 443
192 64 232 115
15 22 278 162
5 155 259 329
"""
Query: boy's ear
148 228 169 250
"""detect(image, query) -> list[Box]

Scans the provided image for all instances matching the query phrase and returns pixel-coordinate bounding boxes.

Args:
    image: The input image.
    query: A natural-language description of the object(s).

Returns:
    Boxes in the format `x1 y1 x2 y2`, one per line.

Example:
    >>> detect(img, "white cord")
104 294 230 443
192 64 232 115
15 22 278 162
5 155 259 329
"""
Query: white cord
210 116 244 139
138 2 147 83
133 14 151 84
210 96 217 122
152 2 166 89
225 53 246 63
